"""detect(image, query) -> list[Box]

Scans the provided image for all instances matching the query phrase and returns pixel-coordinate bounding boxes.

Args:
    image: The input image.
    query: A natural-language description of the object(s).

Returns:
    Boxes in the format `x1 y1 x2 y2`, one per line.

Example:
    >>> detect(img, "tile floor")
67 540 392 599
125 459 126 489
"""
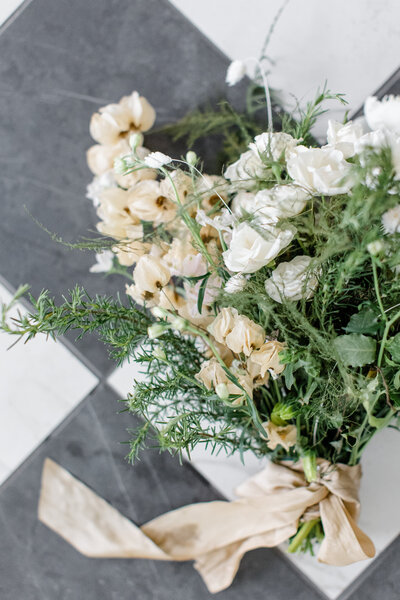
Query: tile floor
0 1 399 599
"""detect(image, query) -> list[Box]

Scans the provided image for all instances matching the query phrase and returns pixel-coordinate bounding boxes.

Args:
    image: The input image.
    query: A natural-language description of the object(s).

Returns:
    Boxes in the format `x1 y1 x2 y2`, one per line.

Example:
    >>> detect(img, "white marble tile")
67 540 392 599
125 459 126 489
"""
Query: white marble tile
0 283 98 484
170 0 400 138
0 0 26 29
108 360 400 598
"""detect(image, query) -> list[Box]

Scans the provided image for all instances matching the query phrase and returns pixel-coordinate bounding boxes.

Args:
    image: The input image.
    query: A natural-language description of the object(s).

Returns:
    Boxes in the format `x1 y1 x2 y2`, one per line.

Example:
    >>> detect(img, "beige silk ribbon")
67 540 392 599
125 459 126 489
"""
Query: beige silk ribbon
38 457 375 594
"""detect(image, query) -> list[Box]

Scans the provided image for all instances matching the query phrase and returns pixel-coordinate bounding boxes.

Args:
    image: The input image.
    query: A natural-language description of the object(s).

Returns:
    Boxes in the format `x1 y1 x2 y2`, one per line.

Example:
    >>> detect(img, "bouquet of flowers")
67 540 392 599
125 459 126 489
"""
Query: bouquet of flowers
3 60 400 592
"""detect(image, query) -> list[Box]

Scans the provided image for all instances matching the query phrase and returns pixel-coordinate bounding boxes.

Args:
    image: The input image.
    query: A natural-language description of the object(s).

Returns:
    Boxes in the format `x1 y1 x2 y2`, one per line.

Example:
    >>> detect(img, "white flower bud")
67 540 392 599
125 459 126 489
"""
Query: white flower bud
147 323 168 339
152 306 170 319
186 151 197 166
171 316 187 331
129 132 144 150
367 240 384 255
215 383 230 400
226 60 246 86
153 346 166 360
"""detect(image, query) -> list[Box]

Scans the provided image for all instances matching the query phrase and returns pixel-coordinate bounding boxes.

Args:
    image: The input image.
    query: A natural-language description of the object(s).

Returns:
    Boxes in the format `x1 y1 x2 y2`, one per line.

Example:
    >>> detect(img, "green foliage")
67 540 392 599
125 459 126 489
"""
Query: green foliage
333 334 377 368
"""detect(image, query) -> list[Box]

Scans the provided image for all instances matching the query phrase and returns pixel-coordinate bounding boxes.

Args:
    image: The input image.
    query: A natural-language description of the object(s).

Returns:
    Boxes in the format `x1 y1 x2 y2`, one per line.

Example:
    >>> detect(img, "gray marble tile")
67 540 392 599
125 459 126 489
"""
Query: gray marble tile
0 384 323 600
0 0 242 374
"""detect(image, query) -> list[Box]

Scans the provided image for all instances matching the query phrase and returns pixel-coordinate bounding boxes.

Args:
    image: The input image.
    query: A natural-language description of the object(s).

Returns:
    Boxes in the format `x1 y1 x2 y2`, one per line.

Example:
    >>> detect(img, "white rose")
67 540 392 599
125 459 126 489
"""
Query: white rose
223 222 295 274
249 132 298 161
224 150 270 189
326 120 364 159
364 95 400 134
355 129 400 180
286 145 352 195
265 255 319 302
234 185 309 226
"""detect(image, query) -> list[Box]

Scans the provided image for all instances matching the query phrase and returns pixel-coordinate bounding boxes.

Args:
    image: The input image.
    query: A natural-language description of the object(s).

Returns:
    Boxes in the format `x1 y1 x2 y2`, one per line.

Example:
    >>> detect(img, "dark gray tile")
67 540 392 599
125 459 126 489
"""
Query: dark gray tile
0 0 242 374
0 384 322 600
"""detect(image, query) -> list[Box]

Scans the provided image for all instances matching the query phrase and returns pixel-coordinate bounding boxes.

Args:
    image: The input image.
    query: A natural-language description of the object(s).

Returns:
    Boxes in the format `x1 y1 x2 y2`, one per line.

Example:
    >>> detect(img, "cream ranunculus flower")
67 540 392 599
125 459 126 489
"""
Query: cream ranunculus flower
326 120 364 159
128 179 176 225
287 145 352 195
364 95 400 134
195 358 253 403
249 132 298 162
265 255 319 303
261 420 297 451
223 222 295 274
133 255 170 294
207 307 239 344
225 315 265 356
96 187 141 239
248 340 286 378
234 185 309 226
224 150 270 190
90 91 156 145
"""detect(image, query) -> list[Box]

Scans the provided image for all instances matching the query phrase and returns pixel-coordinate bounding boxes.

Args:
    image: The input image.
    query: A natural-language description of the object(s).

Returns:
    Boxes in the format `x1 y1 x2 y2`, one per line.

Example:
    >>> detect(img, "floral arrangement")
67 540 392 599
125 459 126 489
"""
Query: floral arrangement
3 60 400 587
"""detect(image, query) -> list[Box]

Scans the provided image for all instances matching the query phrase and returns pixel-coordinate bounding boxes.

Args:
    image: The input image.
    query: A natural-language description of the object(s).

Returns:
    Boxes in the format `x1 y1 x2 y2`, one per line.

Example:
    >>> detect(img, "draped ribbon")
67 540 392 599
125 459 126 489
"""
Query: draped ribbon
38 457 375 594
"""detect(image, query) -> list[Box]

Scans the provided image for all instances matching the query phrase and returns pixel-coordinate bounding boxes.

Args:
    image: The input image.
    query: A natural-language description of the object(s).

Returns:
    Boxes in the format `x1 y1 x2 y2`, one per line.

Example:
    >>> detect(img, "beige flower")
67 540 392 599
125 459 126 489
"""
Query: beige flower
128 180 176 225
248 341 286 377
163 238 197 276
90 91 156 145
87 140 131 176
246 357 270 387
225 315 265 356
262 421 297 451
96 188 142 239
207 307 238 344
133 255 170 294
160 170 194 205
157 286 186 312
195 175 229 211
195 358 253 403
113 240 150 267
113 146 157 188
126 283 160 307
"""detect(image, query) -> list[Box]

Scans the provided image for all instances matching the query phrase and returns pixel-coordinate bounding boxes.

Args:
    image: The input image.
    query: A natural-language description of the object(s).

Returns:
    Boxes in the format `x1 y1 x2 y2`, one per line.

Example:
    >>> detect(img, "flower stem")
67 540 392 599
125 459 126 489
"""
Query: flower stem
287 519 320 554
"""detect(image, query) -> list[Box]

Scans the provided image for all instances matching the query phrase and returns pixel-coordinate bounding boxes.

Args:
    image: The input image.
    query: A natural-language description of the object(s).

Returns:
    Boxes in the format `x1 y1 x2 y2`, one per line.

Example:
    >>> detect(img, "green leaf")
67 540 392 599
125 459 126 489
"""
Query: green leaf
333 334 377 367
386 333 400 363
196 273 211 315
345 307 380 335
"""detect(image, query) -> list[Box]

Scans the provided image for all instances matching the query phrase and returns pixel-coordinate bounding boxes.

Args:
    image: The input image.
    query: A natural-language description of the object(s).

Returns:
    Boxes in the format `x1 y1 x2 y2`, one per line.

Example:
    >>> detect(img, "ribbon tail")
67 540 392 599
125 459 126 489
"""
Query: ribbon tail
318 494 375 566
194 525 297 594
38 458 169 560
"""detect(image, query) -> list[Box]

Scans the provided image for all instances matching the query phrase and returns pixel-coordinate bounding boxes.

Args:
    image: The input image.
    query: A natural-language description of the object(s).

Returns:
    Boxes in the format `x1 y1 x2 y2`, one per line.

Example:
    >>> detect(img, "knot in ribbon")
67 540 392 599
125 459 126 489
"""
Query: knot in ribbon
38 457 375 593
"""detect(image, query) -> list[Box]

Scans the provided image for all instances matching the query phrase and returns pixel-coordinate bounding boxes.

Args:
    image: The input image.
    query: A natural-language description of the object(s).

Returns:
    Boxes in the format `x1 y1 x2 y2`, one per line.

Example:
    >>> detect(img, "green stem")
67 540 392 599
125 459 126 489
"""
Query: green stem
371 258 387 322
377 308 400 367
288 519 320 554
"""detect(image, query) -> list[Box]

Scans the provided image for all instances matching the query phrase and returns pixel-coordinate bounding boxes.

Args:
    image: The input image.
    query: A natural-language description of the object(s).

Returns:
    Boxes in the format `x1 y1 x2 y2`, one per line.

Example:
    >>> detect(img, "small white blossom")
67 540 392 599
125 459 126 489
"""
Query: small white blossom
265 255 319 303
226 60 246 86
364 95 400 134
89 250 114 273
144 151 172 169
382 205 400 234
86 171 116 207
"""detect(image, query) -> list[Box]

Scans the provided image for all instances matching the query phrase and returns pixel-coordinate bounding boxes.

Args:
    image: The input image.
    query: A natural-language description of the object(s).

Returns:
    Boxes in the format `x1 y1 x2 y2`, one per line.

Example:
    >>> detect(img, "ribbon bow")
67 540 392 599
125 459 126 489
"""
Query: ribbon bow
38 457 375 593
